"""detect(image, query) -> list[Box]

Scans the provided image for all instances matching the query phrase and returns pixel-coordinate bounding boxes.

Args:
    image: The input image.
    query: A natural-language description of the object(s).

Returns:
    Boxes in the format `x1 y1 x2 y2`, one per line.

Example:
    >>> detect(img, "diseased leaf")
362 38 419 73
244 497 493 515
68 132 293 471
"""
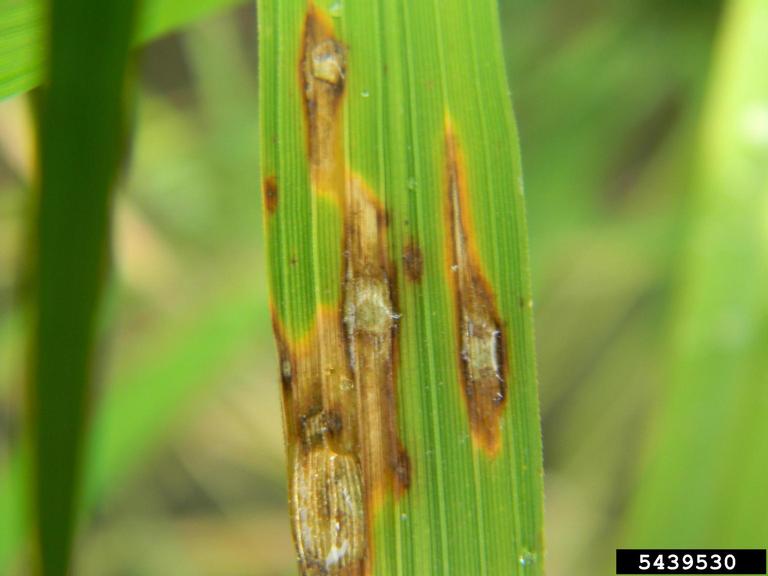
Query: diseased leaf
259 1 544 573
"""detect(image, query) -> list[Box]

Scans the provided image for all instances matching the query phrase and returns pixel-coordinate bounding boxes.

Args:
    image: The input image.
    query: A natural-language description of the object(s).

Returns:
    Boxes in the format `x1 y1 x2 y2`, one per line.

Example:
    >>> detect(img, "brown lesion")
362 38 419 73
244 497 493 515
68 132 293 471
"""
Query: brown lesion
277 177 411 574
392 443 411 495
273 7 409 575
292 404 365 576
263 175 278 214
343 175 407 507
402 239 424 283
301 5 347 199
271 310 294 403
444 115 508 456
276 306 363 576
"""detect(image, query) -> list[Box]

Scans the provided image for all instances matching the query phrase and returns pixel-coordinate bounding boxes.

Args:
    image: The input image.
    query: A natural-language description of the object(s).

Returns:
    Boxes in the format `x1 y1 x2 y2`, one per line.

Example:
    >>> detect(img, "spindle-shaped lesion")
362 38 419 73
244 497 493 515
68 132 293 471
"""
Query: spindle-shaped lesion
444 114 509 456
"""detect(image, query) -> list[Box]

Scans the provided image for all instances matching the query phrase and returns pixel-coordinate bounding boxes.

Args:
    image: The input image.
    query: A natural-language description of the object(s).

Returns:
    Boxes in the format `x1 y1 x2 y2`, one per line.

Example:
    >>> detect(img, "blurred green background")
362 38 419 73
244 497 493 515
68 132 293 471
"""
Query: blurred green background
1 0 766 574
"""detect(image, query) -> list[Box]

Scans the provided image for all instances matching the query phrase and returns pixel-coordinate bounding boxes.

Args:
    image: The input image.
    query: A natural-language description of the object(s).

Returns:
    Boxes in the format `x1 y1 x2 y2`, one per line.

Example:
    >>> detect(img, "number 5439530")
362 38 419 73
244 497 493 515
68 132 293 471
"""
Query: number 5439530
638 553 736 572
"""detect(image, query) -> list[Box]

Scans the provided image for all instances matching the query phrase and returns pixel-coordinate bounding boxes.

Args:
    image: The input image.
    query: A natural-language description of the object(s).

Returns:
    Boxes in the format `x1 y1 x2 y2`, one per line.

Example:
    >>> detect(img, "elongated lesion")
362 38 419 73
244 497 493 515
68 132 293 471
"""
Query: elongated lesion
444 115 508 456
344 175 410 503
271 6 409 575
301 4 346 198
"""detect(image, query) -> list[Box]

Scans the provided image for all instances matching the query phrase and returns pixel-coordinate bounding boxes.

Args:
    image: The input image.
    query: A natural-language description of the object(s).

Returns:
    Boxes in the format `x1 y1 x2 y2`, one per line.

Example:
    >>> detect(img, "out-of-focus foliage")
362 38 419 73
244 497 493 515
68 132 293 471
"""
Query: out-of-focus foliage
625 0 768 547
0 0 764 575
0 7 284 574
29 0 139 572
0 0 247 100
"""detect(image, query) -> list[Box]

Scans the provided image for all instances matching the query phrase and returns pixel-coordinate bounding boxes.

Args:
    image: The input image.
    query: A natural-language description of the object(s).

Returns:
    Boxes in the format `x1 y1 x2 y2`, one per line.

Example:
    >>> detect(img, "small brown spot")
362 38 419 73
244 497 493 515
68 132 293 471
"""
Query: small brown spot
402 240 423 282
271 310 298 441
300 409 328 448
393 445 411 495
325 409 343 437
444 115 508 456
280 357 293 392
298 409 346 453
264 175 278 214
271 311 292 395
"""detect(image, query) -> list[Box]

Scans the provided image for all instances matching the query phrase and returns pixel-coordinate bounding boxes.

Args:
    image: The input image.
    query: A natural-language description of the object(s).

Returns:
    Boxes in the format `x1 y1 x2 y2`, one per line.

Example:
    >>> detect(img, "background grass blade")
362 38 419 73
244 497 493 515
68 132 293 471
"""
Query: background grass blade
137 0 245 44
0 271 270 573
1 17 271 569
0 0 246 101
0 1 43 102
624 0 768 546
27 0 139 572
259 0 544 573
83 276 269 510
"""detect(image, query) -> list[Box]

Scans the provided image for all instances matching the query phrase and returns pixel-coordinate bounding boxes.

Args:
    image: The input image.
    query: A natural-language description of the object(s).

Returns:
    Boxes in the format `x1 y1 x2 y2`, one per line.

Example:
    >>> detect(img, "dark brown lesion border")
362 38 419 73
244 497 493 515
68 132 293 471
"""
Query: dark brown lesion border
444 115 509 456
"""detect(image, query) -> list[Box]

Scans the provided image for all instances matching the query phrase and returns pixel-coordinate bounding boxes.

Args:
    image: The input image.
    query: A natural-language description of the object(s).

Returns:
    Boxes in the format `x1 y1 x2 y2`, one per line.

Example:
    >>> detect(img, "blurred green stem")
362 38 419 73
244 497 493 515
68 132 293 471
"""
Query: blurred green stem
27 0 139 573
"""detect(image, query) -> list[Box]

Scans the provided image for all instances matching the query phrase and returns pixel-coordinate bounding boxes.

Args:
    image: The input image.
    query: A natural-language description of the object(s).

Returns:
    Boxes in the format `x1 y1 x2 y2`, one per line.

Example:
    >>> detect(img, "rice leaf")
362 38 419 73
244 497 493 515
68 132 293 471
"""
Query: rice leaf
259 1 544 573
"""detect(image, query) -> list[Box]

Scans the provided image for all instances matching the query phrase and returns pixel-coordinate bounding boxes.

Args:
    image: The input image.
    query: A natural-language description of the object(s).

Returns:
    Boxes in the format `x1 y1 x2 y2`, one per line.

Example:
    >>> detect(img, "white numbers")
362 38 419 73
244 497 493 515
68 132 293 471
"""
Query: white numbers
639 554 650 570
667 554 680 570
710 554 722 571
629 550 745 572
696 554 707 570
682 554 694 570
